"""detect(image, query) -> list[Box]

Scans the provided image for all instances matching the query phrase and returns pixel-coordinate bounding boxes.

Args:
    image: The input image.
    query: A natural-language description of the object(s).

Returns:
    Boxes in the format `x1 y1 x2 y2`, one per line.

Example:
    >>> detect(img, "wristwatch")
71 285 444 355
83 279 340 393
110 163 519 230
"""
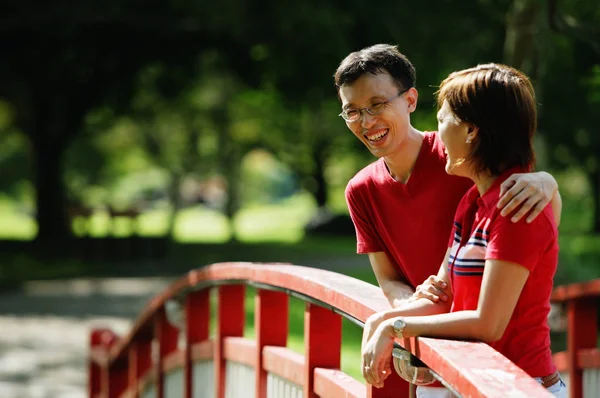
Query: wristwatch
392 317 407 338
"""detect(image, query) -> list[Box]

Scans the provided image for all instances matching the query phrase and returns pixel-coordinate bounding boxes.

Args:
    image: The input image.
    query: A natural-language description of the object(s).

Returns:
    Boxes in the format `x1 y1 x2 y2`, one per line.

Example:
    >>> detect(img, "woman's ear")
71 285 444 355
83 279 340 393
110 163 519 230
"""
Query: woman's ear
466 124 479 144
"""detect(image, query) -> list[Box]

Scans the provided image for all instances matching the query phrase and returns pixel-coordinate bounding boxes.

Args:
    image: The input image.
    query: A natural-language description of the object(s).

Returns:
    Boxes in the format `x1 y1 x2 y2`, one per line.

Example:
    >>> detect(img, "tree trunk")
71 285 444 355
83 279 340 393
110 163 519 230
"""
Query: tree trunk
312 146 328 208
591 170 600 233
166 125 202 239
222 144 241 226
166 173 182 239
504 0 540 72
32 139 71 247
215 106 241 241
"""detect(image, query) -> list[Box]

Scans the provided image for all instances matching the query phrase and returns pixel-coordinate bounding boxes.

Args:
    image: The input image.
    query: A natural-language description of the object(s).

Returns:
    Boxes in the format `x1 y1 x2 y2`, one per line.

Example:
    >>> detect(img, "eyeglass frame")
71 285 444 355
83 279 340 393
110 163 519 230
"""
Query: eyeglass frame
338 87 411 122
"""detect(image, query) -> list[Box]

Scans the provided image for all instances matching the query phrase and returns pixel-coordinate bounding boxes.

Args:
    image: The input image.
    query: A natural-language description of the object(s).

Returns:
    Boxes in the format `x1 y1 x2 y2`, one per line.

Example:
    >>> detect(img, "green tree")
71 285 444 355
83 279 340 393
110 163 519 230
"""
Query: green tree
0 0 534 247
538 0 600 232
0 2 261 246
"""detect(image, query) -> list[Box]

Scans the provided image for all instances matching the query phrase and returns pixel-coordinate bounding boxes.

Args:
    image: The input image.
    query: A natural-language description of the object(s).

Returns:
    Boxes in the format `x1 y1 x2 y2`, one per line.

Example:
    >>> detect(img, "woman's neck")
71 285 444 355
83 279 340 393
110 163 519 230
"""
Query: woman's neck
472 172 498 196
384 128 424 183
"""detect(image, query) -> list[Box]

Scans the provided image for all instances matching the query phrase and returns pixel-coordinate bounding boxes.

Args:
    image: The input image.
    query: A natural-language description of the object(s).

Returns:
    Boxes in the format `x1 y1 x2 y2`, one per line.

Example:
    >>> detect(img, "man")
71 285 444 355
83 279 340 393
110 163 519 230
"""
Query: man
335 44 561 308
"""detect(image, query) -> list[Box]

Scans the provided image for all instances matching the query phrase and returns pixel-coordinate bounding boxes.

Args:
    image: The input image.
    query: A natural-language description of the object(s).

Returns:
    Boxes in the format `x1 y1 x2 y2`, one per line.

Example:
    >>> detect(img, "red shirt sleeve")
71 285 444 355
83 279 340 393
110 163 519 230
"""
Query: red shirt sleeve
486 208 557 271
345 180 382 254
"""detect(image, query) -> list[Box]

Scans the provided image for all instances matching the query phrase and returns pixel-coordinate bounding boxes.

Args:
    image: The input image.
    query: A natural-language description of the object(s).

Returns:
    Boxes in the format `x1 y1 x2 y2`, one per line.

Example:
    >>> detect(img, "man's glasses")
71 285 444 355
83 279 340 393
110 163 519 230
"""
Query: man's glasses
339 88 410 122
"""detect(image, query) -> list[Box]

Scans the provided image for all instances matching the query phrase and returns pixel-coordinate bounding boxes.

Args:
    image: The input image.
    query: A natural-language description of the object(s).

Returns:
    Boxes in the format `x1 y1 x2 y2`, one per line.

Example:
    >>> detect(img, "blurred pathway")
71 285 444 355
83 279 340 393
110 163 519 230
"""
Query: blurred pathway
0 256 367 398
0 277 173 398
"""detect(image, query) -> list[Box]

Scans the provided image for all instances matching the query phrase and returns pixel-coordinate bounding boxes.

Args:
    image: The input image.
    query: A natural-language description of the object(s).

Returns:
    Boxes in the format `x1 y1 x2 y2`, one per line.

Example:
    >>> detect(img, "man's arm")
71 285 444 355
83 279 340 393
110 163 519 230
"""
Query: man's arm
367 252 414 308
497 171 562 225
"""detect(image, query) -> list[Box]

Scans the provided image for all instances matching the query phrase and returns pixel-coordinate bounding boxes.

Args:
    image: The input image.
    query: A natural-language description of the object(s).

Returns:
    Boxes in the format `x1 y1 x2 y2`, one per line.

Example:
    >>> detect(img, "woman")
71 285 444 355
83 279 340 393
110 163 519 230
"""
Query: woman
361 64 566 397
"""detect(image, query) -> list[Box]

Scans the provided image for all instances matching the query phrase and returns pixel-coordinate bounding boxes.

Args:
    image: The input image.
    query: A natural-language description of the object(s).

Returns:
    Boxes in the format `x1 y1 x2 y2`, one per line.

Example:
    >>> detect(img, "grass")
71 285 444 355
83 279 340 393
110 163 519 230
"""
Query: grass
0 198 36 239
0 192 318 243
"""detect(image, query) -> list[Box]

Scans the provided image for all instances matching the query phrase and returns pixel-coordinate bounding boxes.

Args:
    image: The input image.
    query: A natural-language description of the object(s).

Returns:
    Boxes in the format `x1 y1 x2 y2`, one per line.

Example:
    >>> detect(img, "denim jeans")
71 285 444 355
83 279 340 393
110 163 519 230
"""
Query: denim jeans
416 377 567 398
534 377 567 398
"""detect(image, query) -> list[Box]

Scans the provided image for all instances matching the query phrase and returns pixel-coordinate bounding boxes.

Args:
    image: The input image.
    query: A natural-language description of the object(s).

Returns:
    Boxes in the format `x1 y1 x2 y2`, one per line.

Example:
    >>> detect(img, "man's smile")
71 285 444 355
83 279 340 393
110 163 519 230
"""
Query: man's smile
365 128 389 142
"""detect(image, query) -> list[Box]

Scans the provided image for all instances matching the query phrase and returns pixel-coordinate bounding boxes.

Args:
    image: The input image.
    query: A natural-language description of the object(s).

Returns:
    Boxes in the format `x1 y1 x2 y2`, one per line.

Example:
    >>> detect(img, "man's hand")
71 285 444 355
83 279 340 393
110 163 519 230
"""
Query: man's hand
410 275 450 303
497 171 558 223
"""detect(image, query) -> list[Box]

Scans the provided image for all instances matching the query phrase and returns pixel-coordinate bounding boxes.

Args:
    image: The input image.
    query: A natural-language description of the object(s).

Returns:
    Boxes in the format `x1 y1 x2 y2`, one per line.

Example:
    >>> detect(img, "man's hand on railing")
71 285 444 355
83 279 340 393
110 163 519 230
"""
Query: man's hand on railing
410 275 450 303
362 324 394 388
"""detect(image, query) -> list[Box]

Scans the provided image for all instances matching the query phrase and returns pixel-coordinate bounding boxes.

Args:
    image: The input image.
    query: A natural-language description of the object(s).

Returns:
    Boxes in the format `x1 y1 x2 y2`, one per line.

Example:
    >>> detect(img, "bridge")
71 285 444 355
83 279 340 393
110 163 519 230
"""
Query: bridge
87 262 600 398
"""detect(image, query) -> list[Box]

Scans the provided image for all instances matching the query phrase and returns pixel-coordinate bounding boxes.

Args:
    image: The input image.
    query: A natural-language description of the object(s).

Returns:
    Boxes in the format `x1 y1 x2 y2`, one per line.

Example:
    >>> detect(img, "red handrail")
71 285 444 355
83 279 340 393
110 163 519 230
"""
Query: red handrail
551 279 600 398
89 262 553 398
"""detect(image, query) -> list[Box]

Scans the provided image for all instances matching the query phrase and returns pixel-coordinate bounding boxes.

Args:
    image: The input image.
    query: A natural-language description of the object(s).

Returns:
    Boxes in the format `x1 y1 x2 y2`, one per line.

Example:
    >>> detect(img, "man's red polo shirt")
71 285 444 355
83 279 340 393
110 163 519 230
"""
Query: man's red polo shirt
345 132 473 288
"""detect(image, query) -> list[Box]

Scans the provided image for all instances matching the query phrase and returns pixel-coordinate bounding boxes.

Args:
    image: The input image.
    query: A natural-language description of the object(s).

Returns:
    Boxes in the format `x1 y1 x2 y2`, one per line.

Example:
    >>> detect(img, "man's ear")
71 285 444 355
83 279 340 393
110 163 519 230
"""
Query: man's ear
406 87 418 113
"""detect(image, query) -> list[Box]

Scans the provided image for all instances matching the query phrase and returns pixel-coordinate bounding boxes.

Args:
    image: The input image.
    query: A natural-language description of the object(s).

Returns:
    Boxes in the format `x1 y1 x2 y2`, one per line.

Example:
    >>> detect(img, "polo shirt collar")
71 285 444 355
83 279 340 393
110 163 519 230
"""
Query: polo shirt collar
472 166 529 209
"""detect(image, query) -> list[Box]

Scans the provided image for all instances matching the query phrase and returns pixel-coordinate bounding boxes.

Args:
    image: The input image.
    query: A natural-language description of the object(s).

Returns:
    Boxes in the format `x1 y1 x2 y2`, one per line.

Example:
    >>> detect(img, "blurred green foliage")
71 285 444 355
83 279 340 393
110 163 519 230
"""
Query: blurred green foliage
0 0 598 284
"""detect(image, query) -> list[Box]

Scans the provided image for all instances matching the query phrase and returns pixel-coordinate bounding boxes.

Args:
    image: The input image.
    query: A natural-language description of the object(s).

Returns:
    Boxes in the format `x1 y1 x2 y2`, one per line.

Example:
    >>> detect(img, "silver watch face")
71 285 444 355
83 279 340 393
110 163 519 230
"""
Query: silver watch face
393 318 406 335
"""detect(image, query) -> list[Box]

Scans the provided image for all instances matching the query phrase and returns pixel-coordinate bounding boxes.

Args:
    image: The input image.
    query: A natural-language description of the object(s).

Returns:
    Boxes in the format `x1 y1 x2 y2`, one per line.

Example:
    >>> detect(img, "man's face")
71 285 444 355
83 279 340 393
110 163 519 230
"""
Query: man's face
338 72 417 158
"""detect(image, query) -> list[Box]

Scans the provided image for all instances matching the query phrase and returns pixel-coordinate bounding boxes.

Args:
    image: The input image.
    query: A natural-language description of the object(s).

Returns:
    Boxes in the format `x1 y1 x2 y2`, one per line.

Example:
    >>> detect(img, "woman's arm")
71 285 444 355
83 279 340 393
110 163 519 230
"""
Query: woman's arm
366 248 453 328
362 249 453 350
361 249 453 387
362 258 530 386
388 258 529 341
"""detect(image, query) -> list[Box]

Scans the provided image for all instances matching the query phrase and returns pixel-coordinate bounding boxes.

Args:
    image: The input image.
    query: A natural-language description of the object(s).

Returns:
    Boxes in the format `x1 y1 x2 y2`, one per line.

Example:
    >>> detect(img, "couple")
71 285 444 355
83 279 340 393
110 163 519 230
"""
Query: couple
335 45 566 397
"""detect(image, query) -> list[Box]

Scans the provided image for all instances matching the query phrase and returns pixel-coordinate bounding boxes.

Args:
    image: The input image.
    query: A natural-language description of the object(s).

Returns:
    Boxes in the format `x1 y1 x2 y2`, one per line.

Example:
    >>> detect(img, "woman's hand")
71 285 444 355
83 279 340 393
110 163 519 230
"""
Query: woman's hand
362 312 386 346
410 275 450 303
361 320 395 388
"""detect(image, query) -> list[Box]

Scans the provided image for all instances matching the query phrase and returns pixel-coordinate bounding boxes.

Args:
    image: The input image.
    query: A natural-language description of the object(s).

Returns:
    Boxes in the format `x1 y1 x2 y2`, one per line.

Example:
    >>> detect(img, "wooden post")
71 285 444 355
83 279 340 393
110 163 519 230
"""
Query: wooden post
88 329 105 398
128 338 152 398
89 328 120 398
107 362 128 398
567 298 598 398
367 362 410 398
368 337 414 398
255 289 288 398
304 303 341 398
185 290 210 398
215 285 245 398
154 308 179 398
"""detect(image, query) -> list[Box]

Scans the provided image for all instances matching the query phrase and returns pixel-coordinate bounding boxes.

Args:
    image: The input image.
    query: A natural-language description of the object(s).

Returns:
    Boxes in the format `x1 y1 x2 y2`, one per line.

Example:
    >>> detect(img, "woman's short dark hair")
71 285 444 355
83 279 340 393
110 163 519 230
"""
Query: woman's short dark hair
334 44 416 93
437 63 537 176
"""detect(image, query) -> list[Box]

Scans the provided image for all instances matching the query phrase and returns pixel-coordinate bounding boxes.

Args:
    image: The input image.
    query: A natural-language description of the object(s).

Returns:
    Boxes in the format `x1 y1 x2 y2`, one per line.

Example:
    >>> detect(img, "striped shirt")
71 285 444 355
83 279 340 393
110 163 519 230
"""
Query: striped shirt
448 168 558 378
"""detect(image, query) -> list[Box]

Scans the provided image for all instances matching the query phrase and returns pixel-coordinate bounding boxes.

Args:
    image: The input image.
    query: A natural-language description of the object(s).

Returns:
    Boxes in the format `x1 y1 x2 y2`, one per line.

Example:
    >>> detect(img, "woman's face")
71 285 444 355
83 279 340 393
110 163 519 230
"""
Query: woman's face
437 100 472 177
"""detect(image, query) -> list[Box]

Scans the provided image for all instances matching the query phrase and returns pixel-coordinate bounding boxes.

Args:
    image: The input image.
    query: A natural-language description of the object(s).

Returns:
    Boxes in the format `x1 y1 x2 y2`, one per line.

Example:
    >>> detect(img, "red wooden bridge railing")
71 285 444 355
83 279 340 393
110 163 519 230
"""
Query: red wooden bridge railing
88 262 571 398
552 279 600 398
